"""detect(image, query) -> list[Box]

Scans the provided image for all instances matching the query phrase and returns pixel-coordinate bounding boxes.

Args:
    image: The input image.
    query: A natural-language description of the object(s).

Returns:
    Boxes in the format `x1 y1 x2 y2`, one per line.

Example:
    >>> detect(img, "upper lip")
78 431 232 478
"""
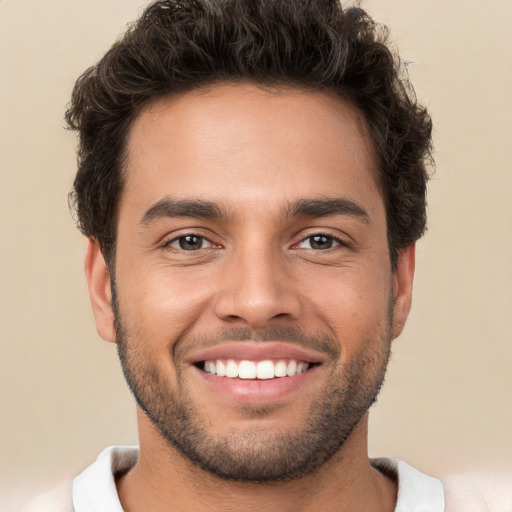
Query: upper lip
187 342 326 365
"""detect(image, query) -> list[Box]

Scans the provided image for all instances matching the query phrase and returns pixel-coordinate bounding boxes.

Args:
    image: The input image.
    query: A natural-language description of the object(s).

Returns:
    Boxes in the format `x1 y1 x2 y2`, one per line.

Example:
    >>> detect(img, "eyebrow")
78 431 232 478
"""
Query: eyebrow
140 196 370 226
140 198 226 225
285 198 370 224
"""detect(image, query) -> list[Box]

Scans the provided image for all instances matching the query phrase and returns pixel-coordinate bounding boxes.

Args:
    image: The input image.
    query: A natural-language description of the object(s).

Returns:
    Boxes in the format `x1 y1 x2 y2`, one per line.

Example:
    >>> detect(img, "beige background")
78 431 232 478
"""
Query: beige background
1 0 511 509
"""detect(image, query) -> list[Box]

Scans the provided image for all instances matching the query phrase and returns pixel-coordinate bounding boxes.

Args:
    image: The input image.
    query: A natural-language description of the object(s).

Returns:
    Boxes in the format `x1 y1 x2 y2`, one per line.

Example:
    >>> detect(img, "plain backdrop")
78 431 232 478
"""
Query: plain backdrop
1 0 511 509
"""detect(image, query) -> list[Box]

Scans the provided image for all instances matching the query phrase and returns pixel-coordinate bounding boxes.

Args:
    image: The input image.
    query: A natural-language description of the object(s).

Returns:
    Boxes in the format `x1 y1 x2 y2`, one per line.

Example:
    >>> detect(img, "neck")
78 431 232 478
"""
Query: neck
116 411 397 512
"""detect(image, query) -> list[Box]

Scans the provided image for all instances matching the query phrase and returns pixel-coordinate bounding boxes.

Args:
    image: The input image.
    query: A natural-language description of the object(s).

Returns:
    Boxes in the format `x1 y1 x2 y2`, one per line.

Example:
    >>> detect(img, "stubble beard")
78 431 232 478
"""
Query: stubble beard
113 290 393 483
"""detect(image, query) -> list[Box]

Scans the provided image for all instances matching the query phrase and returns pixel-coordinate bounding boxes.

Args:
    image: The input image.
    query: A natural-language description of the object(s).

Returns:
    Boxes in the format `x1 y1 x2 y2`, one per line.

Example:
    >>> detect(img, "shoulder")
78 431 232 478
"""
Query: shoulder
443 471 512 512
373 457 512 512
18 481 73 512
19 446 139 512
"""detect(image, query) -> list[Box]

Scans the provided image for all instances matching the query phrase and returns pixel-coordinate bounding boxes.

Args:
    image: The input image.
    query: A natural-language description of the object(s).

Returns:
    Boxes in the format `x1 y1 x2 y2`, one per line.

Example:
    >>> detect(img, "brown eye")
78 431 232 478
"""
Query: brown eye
168 235 209 251
298 234 340 250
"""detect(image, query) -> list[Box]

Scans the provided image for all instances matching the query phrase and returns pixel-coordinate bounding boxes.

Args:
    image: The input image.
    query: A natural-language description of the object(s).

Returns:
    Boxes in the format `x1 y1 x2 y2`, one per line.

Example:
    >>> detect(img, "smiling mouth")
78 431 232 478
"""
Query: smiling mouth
195 359 320 380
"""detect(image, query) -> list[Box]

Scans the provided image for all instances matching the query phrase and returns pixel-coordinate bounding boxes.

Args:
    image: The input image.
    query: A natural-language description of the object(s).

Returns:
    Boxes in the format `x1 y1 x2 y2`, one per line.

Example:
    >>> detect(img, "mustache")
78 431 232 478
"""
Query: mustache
174 325 340 361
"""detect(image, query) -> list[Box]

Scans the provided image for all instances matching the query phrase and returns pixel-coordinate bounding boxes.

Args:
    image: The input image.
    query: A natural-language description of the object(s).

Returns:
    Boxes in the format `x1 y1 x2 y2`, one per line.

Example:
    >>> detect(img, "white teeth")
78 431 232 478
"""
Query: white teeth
202 359 312 379
256 360 274 379
286 360 297 376
238 360 257 379
216 360 226 377
275 360 287 377
297 362 308 374
226 359 239 378
204 361 217 374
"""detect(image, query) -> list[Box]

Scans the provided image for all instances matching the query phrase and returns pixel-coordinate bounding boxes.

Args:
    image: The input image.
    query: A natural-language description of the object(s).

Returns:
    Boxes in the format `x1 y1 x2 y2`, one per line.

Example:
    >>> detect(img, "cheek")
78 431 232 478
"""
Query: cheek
298 264 392 358
117 264 216 348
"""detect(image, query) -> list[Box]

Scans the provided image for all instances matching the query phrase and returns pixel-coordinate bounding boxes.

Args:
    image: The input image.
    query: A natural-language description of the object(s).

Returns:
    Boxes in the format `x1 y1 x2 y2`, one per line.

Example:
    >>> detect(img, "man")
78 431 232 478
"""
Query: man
65 0 442 510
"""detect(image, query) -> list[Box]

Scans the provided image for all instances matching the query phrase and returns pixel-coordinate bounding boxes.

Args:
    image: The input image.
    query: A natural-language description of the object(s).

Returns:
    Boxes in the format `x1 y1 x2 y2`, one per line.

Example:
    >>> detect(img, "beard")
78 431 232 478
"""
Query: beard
113 287 393 483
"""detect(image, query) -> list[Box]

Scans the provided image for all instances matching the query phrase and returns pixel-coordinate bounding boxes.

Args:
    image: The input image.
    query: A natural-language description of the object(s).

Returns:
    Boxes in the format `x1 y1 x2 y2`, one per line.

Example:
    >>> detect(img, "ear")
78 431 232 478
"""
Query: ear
84 239 116 343
391 243 416 340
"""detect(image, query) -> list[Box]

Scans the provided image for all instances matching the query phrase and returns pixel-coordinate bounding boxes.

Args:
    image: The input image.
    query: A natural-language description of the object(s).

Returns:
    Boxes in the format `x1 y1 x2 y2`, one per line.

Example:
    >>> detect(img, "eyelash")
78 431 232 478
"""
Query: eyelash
164 233 217 251
295 233 345 251
163 232 346 252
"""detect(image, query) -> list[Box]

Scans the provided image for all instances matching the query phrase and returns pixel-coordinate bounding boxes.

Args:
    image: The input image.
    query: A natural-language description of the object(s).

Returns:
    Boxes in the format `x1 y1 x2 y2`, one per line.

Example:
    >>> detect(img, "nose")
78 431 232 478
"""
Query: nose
214 243 302 329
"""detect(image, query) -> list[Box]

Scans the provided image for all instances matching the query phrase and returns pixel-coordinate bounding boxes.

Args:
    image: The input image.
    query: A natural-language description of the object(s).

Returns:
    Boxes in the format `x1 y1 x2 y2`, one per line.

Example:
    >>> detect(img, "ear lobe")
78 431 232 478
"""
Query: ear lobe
391 243 416 340
85 239 116 343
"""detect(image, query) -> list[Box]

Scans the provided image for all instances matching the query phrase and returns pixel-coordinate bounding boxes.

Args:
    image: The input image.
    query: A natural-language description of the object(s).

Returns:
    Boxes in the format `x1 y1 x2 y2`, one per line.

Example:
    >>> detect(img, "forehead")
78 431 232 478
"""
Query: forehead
122 83 382 220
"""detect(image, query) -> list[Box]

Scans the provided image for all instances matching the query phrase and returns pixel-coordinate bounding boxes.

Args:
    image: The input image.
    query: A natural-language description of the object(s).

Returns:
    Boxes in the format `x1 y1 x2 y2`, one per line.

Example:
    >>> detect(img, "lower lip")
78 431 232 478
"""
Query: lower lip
192 365 319 403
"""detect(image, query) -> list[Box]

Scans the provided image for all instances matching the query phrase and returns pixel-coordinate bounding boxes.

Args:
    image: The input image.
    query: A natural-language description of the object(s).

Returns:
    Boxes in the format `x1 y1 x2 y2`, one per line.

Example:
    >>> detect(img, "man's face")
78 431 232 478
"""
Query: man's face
88 83 414 481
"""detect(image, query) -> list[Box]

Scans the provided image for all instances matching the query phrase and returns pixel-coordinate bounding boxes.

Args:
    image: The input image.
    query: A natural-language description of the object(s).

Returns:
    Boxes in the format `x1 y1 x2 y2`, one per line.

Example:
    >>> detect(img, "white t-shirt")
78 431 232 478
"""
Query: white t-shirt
72 446 445 512
22 447 512 511
20 445 446 511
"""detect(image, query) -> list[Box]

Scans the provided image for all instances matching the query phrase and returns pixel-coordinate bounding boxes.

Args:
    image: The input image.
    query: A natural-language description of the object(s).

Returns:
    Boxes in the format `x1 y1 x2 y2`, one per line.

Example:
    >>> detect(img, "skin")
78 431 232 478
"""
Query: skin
85 83 415 511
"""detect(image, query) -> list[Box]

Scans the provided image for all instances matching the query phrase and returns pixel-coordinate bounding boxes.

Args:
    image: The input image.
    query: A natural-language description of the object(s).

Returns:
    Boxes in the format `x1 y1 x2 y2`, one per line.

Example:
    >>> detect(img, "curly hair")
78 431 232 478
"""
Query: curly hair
66 0 432 269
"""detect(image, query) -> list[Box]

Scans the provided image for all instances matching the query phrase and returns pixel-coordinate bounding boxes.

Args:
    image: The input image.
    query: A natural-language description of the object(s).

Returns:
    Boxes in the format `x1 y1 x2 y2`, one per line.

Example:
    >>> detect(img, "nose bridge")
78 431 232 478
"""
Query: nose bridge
214 235 300 327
